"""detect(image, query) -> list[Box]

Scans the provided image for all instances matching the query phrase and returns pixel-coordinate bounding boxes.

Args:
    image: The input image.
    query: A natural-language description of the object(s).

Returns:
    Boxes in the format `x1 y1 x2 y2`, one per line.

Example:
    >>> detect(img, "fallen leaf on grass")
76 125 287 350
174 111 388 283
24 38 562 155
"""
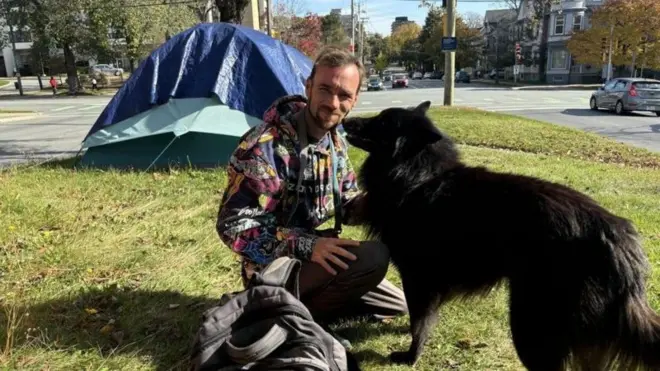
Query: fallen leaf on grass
85 308 98 315
455 338 488 350
100 324 114 335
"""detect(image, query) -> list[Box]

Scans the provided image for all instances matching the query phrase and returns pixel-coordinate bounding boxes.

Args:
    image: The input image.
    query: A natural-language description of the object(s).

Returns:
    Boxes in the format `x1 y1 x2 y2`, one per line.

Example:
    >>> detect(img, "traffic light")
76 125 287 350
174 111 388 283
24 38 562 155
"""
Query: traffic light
515 43 522 64
601 37 606 51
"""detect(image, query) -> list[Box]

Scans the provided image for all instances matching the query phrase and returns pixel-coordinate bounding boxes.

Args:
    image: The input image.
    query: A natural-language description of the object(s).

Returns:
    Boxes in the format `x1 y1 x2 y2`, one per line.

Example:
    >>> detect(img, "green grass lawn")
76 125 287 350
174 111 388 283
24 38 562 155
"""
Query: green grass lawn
0 80 10 88
1 107 659 370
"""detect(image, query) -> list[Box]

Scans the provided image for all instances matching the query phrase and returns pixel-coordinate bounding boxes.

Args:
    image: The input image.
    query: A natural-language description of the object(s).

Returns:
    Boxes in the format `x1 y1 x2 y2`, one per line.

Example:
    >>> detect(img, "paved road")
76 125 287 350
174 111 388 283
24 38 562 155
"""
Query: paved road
1 79 659 167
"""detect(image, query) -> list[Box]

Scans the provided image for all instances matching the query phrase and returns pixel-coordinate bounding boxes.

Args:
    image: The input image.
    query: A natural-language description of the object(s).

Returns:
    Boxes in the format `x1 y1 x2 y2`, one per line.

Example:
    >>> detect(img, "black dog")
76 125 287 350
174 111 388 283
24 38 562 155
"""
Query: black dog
342 101 660 370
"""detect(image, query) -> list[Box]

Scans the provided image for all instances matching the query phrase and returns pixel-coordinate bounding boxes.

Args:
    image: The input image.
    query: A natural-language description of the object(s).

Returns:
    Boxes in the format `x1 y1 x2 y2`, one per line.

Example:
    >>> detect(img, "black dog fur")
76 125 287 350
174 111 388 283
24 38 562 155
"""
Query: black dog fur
341 101 660 370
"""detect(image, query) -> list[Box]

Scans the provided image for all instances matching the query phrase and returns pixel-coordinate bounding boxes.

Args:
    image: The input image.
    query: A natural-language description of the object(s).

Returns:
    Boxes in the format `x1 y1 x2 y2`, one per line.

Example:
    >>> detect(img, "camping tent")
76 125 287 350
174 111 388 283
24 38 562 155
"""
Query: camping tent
79 22 313 170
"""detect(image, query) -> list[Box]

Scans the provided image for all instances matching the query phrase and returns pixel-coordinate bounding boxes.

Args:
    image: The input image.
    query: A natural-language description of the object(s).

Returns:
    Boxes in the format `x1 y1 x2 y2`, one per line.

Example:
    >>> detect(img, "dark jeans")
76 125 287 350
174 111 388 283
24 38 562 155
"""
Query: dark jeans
298 240 408 323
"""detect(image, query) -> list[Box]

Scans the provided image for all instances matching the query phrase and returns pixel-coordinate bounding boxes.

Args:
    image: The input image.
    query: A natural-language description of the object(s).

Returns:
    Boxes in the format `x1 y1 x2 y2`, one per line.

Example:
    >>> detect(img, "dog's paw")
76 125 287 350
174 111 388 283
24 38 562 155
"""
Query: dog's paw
389 350 415 365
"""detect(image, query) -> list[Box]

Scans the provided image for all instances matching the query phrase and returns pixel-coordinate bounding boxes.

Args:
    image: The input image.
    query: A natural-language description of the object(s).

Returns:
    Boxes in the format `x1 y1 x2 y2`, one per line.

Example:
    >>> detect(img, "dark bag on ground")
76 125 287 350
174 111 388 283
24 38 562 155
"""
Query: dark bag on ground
189 256 359 371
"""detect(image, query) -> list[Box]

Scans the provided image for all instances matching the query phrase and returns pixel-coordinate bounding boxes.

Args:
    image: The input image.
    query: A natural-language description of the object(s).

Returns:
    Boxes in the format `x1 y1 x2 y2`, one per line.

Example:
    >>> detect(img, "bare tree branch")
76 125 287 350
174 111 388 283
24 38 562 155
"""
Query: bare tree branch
497 0 523 12
461 11 484 29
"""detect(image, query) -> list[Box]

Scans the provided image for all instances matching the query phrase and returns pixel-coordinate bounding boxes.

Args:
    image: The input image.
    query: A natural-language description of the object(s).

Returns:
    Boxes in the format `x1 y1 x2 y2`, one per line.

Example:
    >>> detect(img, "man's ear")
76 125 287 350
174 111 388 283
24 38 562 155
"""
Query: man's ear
413 101 432 115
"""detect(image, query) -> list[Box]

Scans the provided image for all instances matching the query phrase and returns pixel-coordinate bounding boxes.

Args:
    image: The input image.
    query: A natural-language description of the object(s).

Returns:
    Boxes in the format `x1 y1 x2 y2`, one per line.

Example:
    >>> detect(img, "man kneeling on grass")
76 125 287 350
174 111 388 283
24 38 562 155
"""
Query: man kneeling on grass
215 46 408 348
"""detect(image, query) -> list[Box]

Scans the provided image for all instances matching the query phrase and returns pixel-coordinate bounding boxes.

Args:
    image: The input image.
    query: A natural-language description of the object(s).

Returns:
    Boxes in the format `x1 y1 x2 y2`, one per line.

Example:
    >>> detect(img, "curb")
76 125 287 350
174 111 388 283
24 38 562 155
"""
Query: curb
511 85 600 91
0 113 43 124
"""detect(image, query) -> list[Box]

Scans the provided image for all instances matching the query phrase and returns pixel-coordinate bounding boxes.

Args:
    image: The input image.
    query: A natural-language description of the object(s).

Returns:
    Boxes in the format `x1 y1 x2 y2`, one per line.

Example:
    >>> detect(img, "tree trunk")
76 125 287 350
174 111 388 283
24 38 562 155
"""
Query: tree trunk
63 43 78 95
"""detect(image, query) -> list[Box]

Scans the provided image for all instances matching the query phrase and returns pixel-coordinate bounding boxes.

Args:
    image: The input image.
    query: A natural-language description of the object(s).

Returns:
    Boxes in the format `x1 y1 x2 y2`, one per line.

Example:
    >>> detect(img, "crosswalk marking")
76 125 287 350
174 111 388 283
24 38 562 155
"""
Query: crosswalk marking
392 100 402 103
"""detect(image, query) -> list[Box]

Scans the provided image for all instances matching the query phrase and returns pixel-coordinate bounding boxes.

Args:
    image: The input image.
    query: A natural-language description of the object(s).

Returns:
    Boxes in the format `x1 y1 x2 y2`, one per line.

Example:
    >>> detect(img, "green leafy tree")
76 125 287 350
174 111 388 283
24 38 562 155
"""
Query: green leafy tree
27 0 117 93
374 52 389 72
321 13 347 46
366 33 387 64
111 0 197 72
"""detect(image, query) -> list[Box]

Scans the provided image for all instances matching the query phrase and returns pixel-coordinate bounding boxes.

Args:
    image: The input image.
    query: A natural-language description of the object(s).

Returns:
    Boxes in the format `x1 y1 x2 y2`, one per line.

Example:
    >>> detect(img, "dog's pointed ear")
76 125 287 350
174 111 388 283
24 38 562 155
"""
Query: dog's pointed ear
414 101 431 115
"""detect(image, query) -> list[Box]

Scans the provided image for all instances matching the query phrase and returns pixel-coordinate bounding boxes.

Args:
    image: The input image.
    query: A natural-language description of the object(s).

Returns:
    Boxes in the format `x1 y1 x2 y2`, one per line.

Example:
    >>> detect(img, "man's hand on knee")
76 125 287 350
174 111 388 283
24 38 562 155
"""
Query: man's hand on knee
311 237 360 276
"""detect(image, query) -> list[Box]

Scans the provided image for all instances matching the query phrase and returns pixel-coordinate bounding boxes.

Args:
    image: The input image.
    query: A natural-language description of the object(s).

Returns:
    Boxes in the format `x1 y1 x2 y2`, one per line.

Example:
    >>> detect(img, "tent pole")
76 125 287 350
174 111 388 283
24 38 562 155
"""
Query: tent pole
145 136 179 172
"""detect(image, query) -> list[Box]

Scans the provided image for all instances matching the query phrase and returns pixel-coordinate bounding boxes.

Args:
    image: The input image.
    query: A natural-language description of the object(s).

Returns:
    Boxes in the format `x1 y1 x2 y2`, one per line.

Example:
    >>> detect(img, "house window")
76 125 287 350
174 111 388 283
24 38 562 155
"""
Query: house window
554 15 565 35
551 49 568 69
573 14 583 32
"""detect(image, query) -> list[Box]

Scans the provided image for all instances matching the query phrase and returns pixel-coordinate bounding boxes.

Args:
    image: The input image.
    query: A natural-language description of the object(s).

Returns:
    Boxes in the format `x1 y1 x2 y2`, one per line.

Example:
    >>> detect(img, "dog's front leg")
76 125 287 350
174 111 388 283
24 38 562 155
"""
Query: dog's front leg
389 277 444 366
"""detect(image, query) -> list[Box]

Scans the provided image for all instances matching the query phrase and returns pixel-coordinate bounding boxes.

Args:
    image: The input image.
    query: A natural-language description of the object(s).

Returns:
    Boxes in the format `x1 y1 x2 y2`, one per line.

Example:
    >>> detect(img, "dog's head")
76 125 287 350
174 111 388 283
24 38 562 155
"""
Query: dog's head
342 101 445 160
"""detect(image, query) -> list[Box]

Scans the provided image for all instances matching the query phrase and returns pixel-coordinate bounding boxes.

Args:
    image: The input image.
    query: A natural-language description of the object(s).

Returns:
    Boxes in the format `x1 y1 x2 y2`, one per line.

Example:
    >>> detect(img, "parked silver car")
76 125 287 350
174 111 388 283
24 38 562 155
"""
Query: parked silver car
90 64 124 76
590 77 660 116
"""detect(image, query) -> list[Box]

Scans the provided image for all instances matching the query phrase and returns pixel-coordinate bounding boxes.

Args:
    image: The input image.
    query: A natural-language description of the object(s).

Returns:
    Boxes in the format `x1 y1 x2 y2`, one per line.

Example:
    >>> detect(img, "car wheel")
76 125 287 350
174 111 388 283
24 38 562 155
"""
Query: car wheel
589 97 598 110
655 111 660 117
615 100 626 115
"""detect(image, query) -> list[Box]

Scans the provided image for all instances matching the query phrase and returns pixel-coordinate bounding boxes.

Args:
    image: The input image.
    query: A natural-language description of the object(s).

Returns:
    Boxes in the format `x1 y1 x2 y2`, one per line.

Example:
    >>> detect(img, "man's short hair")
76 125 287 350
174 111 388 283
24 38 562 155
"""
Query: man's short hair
308 46 366 94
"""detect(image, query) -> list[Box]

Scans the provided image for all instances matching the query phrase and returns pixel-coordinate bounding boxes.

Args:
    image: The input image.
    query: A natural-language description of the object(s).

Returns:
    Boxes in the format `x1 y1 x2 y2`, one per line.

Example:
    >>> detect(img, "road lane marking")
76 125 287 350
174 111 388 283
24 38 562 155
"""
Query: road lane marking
392 100 403 103
78 105 100 111
543 98 561 103
52 106 75 111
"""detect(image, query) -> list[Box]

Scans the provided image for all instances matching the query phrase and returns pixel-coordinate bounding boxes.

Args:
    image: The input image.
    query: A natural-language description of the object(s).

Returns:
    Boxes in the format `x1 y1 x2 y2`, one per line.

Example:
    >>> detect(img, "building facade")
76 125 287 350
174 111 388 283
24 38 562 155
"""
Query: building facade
391 16 415 34
546 0 605 84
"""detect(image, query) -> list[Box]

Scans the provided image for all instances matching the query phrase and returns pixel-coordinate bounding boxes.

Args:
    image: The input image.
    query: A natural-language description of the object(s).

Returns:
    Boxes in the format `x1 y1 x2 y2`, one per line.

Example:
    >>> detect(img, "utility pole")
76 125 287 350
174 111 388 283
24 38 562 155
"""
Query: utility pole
350 0 355 55
443 0 456 106
357 1 361 58
266 0 273 36
360 17 368 64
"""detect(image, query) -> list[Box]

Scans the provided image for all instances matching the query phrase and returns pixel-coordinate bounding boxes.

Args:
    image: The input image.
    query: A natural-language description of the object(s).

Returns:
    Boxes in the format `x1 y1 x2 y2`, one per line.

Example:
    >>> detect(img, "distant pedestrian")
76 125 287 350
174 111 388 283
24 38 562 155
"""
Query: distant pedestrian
49 76 58 96
91 77 98 90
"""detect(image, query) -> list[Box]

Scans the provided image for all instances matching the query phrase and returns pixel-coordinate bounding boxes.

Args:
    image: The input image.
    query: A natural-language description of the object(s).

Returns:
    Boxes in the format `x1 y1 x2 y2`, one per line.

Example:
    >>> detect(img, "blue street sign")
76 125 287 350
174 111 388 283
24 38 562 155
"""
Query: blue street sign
441 37 457 52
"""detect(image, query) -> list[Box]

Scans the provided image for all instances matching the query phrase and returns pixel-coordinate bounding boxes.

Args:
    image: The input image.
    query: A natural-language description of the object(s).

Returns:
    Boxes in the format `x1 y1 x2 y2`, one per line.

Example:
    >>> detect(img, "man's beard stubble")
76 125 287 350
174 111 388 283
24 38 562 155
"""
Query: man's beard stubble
307 93 346 133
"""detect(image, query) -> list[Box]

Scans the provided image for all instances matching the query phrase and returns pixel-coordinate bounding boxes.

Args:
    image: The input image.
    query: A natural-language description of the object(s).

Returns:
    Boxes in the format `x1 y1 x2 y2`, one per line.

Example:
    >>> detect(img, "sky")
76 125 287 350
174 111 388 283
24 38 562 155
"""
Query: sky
303 0 509 36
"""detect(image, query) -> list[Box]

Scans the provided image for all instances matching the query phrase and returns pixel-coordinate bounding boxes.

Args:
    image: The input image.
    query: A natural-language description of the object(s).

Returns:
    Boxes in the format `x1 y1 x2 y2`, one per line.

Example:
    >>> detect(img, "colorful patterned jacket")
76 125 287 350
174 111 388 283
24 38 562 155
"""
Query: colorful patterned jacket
216 95 362 284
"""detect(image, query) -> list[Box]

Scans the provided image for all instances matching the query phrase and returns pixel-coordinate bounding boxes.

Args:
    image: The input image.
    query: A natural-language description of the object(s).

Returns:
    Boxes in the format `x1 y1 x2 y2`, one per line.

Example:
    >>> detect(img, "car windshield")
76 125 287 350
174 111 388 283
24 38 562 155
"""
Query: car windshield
369 77 380 82
633 82 660 89
394 74 405 79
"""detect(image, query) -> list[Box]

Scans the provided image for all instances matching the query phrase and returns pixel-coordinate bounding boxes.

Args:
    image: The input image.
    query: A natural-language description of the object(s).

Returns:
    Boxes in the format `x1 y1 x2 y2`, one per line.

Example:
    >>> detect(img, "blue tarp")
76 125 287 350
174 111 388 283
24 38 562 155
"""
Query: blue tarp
84 22 313 141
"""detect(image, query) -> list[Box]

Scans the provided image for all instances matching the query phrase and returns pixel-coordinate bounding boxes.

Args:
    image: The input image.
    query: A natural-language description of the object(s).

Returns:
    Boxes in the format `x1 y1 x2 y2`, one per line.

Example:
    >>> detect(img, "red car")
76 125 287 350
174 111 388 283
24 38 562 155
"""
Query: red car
391 74 409 88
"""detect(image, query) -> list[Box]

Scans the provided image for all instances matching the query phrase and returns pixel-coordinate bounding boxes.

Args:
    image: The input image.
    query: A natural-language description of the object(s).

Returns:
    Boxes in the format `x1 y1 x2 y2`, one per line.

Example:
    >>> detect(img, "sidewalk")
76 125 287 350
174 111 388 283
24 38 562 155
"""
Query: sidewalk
474 79 600 91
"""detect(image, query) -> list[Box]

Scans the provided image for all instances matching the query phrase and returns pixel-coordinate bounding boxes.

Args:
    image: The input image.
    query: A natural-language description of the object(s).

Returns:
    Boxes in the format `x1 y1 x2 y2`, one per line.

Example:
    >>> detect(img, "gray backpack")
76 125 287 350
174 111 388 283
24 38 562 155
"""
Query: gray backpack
189 256 360 371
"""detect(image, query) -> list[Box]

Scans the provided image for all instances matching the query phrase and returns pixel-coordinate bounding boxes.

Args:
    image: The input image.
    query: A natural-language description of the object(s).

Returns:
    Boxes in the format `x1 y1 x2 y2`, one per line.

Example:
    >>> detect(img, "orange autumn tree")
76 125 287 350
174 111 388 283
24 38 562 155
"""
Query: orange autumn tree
388 23 422 57
568 0 660 70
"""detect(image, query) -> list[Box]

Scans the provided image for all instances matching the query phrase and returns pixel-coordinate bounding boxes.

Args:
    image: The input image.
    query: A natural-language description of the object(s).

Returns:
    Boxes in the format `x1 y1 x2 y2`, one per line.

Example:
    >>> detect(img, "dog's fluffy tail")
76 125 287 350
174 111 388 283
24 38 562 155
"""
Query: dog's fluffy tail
599 229 660 371
612 294 660 370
